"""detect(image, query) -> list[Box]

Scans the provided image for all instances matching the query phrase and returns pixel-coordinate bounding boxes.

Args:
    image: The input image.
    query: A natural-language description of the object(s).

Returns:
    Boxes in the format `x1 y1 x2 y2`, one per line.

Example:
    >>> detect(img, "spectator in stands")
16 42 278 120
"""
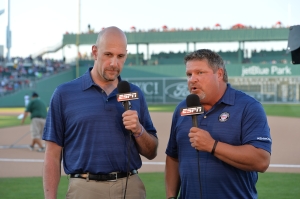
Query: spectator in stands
21 92 47 152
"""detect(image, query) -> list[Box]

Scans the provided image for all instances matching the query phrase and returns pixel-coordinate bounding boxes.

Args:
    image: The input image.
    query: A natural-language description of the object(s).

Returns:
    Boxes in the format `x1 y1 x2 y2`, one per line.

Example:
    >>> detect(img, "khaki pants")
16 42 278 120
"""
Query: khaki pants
66 174 146 199
31 118 46 139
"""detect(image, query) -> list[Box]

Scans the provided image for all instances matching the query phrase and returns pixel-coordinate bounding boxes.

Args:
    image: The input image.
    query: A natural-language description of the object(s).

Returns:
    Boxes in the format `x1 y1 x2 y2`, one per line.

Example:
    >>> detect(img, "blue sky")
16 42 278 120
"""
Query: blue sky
0 0 300 60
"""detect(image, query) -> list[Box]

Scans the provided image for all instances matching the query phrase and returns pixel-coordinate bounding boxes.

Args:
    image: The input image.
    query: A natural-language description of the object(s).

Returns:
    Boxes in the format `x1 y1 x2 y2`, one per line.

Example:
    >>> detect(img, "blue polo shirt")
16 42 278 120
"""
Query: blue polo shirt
43 67 157 174
166 84 271 199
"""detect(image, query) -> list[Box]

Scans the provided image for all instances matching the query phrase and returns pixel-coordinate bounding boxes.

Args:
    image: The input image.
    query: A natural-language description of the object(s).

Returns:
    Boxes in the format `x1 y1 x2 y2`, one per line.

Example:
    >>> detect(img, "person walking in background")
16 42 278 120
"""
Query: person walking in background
42 26 158 199
21 92 47 152
24 94 30 106
165 49 272 199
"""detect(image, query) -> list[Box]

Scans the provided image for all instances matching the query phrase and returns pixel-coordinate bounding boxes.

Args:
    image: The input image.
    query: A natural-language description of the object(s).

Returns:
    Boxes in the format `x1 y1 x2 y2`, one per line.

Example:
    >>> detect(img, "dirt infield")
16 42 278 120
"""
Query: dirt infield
0 112 300 178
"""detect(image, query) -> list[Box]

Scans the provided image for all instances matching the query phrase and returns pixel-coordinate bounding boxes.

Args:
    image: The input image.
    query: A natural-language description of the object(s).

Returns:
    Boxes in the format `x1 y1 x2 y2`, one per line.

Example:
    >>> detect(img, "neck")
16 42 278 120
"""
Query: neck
90 68 118 95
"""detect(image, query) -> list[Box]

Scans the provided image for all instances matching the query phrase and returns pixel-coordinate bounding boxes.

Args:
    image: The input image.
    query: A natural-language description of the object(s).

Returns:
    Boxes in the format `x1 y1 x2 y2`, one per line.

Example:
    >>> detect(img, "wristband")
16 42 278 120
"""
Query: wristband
211 140 218 155
133 124 144 138
168 197 177 199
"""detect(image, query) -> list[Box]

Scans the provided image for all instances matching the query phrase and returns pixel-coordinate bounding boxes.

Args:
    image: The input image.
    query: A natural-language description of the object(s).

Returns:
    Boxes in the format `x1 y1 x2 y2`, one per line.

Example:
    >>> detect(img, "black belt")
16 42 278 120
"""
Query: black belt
70 170 138 181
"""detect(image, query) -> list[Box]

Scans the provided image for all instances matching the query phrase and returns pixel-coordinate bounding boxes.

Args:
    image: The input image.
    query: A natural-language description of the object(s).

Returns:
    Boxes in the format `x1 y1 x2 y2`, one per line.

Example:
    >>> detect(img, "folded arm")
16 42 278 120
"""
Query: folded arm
189 127 271 172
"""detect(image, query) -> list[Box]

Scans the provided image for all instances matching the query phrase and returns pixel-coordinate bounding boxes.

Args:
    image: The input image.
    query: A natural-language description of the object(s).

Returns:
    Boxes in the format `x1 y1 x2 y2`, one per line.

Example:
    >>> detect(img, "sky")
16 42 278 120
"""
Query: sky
0 0 300 61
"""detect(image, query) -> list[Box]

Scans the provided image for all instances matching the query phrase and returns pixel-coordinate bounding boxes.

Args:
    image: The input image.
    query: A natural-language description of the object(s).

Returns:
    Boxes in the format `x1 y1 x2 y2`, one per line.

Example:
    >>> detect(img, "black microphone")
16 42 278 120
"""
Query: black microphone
117 80 139 110
181 94 204 127
184 94 204 199
117 80 140 199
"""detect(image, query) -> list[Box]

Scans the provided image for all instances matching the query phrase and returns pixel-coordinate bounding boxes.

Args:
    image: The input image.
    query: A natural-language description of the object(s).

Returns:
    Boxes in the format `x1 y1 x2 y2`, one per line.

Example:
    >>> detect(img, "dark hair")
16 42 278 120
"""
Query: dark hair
184 49 228 82
32 92 39 97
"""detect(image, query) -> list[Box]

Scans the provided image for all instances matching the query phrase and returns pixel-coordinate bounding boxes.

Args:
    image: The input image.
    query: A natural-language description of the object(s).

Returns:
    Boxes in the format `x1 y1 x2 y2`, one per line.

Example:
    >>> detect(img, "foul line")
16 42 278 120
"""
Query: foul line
0 159 300 168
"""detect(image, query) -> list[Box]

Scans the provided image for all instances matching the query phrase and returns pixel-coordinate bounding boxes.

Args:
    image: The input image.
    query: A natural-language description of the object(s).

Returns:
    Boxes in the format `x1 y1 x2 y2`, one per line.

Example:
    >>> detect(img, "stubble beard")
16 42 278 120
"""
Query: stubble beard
198 91 206 101
102 67 120 81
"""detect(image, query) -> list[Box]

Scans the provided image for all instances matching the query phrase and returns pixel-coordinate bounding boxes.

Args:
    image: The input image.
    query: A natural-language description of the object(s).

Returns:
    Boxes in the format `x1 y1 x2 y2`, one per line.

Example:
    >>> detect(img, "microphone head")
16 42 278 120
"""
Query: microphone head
181 94 203 116
186 94 201 107
117 81 139 102
117 80 130 93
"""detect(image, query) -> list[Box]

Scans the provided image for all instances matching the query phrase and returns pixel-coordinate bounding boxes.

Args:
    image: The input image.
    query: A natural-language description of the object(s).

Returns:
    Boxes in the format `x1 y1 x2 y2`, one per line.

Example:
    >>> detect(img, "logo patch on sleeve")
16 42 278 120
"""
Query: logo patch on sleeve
219 112 230 122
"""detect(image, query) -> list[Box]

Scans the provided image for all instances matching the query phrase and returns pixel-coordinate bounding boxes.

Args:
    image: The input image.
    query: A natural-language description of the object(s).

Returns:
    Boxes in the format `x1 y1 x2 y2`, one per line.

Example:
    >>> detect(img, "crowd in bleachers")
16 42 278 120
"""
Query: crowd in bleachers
0 47 292 96
0 56 69 96
73 48 292 66
130 21 286 33
123 49 291 66
250 49 290 64
65 21 287 35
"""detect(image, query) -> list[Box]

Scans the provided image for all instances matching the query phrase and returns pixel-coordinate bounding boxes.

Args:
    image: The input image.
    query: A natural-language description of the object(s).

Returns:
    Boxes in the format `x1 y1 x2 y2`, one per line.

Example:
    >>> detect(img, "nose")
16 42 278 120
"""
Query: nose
110 56 118 66
189 73 198 82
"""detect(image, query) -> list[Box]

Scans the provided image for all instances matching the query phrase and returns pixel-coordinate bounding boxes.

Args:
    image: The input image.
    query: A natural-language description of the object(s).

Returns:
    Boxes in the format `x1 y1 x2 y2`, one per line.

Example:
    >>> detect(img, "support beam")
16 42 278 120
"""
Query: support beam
136 44 139 65
6 0 11 61
186 42 189 53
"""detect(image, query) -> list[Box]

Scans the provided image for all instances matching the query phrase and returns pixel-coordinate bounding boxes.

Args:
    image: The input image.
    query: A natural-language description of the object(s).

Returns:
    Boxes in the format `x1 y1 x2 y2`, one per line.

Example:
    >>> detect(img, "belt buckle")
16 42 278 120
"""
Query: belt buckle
107 172 117 182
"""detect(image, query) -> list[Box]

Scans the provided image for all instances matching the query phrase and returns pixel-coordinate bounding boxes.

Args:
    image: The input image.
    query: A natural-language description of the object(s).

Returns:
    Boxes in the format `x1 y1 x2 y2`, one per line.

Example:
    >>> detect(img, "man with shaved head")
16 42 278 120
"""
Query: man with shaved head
43 26 158 199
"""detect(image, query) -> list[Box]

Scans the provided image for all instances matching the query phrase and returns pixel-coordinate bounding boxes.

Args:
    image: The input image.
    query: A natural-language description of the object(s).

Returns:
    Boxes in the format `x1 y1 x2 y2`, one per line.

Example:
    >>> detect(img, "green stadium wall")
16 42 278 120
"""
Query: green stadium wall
1 61 300 107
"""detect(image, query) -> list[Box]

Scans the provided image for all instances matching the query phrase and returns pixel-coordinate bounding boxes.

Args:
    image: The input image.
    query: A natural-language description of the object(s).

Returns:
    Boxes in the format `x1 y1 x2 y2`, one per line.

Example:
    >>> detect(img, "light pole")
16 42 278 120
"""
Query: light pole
6 0 11 61
76 0 81 78
0 9 4 59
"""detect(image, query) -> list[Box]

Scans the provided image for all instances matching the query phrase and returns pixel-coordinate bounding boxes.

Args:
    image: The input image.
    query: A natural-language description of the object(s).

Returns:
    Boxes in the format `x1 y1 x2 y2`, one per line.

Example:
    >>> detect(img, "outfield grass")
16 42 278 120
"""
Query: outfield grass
262 104 300 117
1 104 300 129
0 115 30 128
0 172 299 199
148 104 300 117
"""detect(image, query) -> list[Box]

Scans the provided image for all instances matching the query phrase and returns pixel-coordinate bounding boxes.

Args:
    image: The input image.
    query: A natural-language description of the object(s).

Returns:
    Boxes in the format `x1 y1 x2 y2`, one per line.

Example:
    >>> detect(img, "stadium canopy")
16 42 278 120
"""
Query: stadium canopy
34 27 289 62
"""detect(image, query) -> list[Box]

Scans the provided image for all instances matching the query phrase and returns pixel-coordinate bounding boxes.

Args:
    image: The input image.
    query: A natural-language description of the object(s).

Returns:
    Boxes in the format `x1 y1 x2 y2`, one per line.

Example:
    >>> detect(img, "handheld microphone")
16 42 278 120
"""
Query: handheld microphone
117 80 139 110
181 94 203 127
183 94 204 199
117 80 139 199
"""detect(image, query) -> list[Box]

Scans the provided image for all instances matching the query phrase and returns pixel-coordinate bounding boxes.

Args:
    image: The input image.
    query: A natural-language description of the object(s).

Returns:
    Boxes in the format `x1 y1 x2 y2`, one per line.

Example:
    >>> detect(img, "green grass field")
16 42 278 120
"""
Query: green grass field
0 104 300 198
148 103 300 117
0 172 299 198
1 104 300 129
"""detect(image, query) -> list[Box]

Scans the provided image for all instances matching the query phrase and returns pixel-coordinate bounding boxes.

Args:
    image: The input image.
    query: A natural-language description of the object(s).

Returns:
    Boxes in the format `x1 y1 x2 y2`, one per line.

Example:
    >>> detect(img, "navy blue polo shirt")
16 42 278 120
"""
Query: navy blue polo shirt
43 67 157 174
166 84 271 199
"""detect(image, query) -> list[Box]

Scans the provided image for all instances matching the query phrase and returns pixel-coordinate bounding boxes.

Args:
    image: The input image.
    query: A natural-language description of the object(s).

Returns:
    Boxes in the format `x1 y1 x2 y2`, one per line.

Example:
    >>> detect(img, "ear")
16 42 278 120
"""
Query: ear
217 68 224 81
92 45 98 60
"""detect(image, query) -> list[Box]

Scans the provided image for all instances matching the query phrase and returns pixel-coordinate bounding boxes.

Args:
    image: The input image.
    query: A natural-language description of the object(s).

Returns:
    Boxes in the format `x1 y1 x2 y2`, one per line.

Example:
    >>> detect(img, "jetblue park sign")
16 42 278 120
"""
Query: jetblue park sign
226 64 300 77
241 65 292 76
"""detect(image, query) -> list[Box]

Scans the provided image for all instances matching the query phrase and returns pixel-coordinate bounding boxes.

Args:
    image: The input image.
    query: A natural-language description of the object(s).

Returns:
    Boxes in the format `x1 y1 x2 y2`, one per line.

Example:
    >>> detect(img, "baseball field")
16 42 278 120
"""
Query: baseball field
0 106 300 198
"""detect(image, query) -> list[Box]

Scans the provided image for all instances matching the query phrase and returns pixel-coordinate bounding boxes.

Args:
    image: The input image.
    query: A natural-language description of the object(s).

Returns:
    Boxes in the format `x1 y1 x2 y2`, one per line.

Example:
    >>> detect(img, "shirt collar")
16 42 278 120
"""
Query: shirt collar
218 83 235 106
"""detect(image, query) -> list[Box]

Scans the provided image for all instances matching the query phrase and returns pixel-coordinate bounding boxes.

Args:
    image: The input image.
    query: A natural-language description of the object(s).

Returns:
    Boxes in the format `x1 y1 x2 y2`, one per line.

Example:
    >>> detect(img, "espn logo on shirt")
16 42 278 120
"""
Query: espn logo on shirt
180 106 204 116
117 92 139 102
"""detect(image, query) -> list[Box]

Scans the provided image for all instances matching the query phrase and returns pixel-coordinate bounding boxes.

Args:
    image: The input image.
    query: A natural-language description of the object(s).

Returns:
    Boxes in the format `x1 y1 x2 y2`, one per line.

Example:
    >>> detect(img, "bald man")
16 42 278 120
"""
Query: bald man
43 26 158 199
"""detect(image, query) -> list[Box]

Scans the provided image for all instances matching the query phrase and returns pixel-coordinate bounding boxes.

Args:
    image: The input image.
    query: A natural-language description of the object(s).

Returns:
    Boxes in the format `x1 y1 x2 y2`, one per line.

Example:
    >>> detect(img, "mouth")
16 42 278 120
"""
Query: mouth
106 67 119 73
191 86 198 92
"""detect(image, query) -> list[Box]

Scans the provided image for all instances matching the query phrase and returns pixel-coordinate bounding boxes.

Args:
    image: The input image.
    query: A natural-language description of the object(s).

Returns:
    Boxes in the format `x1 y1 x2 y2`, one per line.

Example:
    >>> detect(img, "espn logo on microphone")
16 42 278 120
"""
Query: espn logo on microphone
117 92 139 102
180 106 204 116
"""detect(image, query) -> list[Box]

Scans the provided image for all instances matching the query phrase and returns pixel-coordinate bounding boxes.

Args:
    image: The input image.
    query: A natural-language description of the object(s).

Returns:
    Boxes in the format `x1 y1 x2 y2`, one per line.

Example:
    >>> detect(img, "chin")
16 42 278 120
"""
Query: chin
191 92 205 101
